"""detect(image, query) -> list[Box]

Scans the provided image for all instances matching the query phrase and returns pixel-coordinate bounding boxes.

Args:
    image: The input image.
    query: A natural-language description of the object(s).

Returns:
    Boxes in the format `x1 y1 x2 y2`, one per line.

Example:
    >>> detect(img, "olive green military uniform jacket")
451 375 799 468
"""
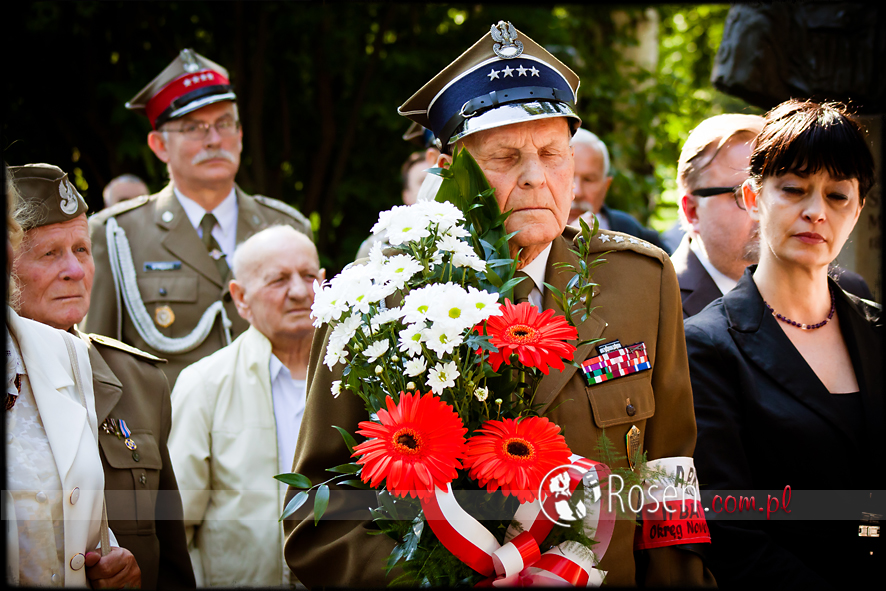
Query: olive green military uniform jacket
283 227 714 587
80 331 195 589
84 183 312 387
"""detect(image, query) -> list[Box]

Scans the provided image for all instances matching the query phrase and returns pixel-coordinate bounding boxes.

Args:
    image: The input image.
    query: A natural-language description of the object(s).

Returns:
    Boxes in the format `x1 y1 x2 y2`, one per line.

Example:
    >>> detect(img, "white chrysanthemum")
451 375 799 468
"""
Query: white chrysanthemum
404 356 427 377
398 323 425 357
329 314 364 351
427 360 459 395
371 205 409 236
311 280 350 327
369 307 404 333
474 386 489 402
453 251 487 273
382 254 423 289
436 233 469 254
385 209 432 245
324 342 349 370
331 380 342 398
423 321 464 357
461 287 503 325
400 286 440 324
413 200 463 232
364 340 388 363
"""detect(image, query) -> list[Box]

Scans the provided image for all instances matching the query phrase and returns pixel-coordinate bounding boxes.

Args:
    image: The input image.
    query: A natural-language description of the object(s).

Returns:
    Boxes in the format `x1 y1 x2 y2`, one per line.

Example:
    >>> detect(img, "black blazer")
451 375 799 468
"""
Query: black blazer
671 235 722 318
685 268 884 588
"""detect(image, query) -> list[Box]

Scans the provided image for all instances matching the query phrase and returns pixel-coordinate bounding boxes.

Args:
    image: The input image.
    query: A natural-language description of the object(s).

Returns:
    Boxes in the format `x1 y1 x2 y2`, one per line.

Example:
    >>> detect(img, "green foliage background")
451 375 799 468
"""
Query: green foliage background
4 2 758 274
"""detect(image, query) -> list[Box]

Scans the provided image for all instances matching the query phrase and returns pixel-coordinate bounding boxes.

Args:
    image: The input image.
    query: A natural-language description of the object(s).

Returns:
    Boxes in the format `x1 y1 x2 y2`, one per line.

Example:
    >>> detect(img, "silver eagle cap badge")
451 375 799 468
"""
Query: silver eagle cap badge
58 178 80 215
491 21 524 59
180 48 201 73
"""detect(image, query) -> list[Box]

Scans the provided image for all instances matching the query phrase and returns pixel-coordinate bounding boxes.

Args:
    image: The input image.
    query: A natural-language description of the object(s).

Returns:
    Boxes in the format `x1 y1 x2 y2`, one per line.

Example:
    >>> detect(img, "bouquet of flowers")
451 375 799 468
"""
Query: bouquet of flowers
279 148 621 586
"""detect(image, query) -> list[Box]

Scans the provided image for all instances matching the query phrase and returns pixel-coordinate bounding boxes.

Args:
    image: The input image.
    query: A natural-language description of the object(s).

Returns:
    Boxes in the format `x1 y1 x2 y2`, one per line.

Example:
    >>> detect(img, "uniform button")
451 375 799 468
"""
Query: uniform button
132 452 140 462
70 553 86 570
159 287 168 296
36 491 47 503
51 573 60 584
625 398 636 417
161 211 174 223
69 487 80 505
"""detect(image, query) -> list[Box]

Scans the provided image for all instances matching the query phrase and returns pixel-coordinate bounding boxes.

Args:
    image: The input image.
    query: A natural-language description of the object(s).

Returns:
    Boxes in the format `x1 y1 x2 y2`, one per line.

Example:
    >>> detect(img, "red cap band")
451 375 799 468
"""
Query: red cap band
145 69 231 128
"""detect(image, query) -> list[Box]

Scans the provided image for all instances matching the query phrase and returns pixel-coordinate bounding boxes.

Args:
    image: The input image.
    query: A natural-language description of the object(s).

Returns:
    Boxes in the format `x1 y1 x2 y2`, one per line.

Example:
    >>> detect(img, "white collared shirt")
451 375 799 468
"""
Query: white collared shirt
173 187 238 259
268 354 307 476
519 243 553 309
688 236 738 295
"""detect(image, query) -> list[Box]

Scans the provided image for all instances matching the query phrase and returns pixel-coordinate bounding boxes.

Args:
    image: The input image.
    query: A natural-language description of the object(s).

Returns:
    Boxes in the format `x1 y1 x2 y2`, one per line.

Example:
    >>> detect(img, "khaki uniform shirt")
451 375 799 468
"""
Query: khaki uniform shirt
83 332 195 589
283 227 713 587
84 184 312 387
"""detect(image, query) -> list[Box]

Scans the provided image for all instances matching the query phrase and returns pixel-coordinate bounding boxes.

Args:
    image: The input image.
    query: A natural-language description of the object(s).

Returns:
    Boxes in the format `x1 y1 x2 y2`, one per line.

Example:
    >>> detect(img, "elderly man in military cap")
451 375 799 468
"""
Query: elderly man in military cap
10 164 196 589
285 22 712 587
84 49 313 387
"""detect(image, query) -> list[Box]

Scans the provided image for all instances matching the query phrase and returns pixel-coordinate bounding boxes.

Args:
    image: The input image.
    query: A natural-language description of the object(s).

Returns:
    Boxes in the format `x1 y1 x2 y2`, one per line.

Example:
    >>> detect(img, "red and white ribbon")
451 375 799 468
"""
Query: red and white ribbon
634 457 710 550
421 455 616 586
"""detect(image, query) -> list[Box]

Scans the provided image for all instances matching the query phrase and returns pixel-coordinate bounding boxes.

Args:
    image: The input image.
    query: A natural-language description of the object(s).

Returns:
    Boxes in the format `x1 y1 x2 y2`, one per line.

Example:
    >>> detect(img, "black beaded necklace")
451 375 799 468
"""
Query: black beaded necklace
763 288 835 330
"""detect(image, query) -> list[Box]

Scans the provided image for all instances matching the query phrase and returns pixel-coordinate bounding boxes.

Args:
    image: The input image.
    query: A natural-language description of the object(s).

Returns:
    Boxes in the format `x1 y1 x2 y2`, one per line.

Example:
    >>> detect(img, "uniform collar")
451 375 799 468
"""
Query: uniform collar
173 186 238 236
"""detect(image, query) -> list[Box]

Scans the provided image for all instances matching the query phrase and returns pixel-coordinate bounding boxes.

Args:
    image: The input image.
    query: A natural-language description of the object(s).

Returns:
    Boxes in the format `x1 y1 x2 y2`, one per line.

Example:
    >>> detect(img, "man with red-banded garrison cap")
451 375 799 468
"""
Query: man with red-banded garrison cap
84 49 313 387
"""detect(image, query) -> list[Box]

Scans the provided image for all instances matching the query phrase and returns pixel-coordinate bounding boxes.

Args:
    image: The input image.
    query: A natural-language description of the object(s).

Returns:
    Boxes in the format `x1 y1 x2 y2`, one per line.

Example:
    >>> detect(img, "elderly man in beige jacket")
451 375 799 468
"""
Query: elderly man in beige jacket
168 226 322 587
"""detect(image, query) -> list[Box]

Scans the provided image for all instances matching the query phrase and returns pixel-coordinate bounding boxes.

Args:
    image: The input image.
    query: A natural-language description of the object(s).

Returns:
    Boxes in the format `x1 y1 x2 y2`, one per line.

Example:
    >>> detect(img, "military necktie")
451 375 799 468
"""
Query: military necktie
199 213 230 282
513 271 534 305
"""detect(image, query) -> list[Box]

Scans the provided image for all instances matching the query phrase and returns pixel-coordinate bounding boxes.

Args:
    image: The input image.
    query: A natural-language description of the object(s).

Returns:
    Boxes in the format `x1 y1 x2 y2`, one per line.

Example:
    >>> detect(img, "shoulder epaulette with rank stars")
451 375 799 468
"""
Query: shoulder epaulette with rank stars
584 230 665 258
252 195 312 231
88 194 151 223
86 333 167 364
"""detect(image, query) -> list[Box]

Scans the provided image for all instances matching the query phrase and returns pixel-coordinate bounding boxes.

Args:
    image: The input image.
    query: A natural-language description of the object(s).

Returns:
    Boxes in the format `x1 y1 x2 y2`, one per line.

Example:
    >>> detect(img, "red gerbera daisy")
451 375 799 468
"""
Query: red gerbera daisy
353 391 467 499
478 299 578 374
463 417 572 504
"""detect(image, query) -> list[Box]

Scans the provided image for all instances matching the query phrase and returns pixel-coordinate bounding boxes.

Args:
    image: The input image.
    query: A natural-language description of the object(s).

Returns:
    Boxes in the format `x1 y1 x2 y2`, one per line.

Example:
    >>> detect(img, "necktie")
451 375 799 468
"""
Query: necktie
200 213 230 281
513 271 534 305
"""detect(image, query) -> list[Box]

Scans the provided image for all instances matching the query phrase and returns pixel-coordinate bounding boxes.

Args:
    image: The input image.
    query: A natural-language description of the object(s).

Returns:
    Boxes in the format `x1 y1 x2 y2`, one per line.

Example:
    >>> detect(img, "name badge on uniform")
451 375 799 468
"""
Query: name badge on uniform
581 342 651 386
144 261 182 272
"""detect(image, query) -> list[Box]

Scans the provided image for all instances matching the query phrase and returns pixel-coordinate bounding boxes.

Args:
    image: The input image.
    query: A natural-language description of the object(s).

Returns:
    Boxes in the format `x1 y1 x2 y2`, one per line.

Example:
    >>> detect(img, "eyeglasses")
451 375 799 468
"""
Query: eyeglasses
692 185 745 210
164 118 241 141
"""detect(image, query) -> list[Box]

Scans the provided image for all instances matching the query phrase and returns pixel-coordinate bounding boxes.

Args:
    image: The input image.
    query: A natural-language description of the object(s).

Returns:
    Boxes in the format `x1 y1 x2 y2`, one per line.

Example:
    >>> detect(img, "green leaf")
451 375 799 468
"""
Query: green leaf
279 490 309 522
313 485 330 525
332 425 359 454
274 472 312 489
326 463 360 474
338 479 371 489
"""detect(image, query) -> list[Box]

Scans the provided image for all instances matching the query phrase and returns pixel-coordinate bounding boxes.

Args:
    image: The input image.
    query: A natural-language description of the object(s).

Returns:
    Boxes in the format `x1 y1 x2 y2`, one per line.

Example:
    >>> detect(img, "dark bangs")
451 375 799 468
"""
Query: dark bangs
749 100 875 200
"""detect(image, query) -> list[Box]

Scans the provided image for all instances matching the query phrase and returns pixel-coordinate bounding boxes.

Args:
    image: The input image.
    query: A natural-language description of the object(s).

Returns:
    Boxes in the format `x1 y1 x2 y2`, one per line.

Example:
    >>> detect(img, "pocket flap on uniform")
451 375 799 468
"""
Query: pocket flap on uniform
137 274 198 304
585 372 655 428
100 430 162 469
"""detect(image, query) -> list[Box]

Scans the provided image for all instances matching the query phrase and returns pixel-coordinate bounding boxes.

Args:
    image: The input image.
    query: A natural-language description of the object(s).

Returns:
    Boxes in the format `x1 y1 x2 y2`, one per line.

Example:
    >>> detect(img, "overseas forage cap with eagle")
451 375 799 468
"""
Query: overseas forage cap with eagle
9 164 89 230
398 20 581 151
126 48 237 129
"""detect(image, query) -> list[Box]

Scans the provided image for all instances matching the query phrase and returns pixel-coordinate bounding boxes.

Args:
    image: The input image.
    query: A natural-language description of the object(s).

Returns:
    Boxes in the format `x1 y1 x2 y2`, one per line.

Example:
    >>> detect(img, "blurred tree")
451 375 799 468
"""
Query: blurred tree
4 2 749 272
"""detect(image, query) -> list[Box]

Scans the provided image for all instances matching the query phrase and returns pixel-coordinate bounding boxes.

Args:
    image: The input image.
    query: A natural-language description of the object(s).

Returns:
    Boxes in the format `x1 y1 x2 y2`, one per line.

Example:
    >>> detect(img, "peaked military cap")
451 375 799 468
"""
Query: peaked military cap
399 21 581 150
9 164 89 230
126 48 237 129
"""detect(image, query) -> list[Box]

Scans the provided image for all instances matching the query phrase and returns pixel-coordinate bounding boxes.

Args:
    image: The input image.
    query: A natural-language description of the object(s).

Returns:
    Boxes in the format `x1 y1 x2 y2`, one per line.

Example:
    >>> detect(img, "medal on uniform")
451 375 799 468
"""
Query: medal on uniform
120 419 137 451
209 248 224 261
626 425 641 470
101 417 114 435
154 305 175 328
581 341 651 386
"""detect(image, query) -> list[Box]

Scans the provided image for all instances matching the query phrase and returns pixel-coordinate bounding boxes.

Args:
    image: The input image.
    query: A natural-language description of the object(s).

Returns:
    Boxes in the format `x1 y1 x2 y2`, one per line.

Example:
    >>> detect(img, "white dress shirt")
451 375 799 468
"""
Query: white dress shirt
174 187 238 260
268 355 307 476
689 236 738 295
519 243 553 309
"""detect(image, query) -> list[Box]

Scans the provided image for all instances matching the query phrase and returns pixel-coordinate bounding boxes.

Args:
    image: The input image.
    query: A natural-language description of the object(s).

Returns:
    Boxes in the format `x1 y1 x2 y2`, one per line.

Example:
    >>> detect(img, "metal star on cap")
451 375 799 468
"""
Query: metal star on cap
628 237 640 245
487 68 500 81
613 235 625 243
516 65 529 76
599 234 611 243
502 65 514 77
529 66 540 77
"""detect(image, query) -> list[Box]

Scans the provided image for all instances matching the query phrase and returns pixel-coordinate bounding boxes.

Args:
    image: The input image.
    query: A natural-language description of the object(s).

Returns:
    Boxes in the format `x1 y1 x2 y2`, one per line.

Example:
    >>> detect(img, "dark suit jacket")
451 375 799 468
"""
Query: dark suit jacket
84 333 196 589
602 205 665 250
685 269 884 588
672 236 722 318
284 227 713 587
674 235 877 318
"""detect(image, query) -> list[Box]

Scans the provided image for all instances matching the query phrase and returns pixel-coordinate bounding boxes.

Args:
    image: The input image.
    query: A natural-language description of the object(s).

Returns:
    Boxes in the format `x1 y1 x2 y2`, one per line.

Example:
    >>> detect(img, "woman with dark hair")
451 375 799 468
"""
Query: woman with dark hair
686 99 882 588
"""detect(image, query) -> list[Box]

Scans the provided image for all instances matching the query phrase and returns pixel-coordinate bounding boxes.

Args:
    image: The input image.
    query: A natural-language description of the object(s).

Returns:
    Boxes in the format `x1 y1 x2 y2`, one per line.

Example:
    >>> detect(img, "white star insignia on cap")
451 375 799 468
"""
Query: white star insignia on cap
613 235 624 243
502 65 514 77
628 237 640 245
183 78 192 87
529 66 540 76
516 65 529 76
487 68 500 81
599 234 611 243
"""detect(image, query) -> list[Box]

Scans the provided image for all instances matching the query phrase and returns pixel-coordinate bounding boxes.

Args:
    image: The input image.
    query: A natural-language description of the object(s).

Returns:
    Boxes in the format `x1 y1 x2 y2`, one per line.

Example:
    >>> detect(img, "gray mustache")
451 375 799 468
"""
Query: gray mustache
192 149 237 165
